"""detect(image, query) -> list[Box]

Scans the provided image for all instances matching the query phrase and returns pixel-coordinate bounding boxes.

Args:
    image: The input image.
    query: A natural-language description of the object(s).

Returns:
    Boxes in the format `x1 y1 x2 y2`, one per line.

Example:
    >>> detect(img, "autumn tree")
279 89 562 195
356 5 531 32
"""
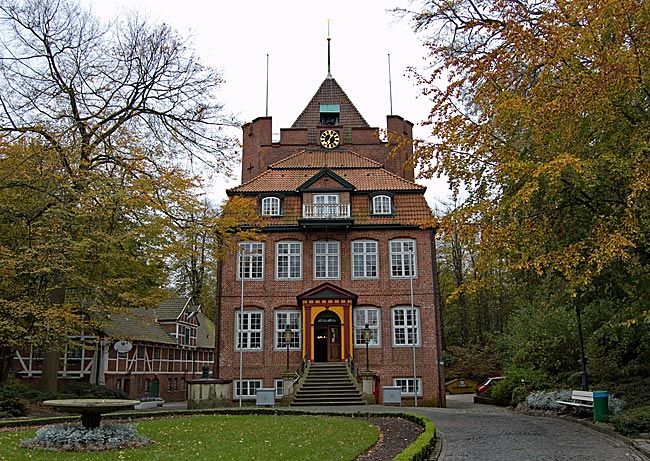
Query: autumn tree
167 196 260 322
0 0 240 387
406 0 650 383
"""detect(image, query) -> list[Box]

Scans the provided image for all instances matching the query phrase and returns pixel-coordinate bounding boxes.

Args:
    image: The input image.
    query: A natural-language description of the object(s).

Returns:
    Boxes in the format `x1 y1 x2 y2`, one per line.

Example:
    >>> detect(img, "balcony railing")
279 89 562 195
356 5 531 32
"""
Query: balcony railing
302 203 351 219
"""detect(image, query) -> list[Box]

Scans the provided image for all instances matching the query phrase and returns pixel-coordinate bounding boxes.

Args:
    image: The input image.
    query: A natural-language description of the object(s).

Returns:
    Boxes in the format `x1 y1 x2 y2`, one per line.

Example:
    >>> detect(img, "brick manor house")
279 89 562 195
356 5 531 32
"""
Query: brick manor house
216 63 445 406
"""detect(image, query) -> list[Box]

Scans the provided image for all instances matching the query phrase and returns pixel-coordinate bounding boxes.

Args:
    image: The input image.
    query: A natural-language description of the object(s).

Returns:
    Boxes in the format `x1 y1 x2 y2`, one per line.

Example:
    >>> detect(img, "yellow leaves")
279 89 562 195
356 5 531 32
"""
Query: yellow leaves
585 223 634 275
532 153 583 181
621 311 650 328
512 180 539 205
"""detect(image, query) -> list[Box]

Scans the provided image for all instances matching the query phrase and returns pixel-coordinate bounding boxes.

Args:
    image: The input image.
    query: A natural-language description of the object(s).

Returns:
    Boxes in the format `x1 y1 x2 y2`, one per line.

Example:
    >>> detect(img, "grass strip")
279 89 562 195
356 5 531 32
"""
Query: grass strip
0 414 377 460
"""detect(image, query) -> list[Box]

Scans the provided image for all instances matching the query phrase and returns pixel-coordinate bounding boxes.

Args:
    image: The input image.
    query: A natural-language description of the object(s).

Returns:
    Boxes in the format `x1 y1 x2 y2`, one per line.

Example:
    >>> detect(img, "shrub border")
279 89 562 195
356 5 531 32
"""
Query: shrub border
0 408 437 461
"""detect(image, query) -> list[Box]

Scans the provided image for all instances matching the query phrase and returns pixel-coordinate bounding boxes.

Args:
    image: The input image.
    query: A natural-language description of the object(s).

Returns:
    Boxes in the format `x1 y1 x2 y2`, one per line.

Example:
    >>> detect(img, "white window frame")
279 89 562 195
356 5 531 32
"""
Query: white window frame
235 311 263 351
276 241 302 280
314 240 340 279
353 307 381 347
391 306 420 346
389 239 417 278
274 379 284 398
372 195 392 215
351 240 378 279
313 193 340 218
274 311 301 351
393 377 422 397
238 242 264 280
234 379 263 399
261 196 281 216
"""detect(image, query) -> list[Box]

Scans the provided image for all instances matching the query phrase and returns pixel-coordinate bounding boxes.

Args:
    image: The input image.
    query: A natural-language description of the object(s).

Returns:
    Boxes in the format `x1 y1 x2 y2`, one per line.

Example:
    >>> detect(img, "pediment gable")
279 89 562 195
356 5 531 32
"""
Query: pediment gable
297 168 355 192
297 282 358 303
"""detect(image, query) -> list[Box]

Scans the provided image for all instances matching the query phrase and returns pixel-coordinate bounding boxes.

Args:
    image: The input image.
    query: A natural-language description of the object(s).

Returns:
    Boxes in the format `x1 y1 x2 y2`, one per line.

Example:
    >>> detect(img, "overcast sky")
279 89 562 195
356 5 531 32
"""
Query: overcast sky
86 0 451 207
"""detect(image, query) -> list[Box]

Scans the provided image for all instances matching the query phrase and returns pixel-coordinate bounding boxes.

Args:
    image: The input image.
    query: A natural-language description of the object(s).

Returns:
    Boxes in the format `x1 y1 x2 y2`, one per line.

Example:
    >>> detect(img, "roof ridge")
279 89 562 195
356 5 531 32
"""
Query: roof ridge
269 149 384 170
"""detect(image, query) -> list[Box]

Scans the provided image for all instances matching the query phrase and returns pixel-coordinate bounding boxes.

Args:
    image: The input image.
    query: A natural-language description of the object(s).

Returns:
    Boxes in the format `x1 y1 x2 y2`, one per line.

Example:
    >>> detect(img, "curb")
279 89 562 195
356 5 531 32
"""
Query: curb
517 408 650 461
574 420 650 460
428 432 445 460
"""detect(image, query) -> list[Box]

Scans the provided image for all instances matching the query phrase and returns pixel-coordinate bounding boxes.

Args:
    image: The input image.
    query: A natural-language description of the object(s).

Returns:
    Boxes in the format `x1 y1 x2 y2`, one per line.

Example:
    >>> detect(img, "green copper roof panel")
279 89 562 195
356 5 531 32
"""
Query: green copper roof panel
319 104 340 113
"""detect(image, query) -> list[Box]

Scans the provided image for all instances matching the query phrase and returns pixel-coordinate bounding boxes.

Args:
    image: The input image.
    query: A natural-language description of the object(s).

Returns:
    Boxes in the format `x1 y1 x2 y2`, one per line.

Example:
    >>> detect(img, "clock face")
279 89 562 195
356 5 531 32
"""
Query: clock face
320 129 340 149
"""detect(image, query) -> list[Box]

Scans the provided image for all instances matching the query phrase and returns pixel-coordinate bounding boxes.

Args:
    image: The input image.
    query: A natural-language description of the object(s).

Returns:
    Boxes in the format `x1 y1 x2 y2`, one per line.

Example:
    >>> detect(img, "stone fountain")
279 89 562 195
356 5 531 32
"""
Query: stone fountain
43 399 140 429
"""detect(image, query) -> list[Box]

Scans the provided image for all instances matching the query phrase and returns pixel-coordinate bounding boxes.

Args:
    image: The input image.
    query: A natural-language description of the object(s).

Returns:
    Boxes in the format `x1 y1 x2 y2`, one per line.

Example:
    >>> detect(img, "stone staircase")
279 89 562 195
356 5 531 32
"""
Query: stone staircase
291 362 365 406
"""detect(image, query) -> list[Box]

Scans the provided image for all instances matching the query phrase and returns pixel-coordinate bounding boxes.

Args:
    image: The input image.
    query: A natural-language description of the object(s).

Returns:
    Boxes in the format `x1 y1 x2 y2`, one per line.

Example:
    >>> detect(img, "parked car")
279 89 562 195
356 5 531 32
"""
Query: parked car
476 376 505 395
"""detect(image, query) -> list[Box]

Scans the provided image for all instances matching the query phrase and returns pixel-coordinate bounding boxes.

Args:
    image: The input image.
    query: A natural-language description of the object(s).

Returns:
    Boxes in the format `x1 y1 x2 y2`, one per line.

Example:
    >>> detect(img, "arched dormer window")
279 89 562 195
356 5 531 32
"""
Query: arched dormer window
261 196 282 216
371 194 392 215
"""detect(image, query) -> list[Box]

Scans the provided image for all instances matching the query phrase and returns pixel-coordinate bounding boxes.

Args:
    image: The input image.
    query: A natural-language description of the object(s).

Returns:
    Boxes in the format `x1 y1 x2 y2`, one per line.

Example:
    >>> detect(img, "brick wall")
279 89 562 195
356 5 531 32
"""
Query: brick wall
217 227 444 405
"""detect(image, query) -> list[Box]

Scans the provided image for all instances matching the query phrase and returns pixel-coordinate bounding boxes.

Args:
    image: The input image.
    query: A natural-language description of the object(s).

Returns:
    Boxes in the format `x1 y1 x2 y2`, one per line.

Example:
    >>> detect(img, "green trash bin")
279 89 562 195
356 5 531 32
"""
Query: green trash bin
592 391 609 422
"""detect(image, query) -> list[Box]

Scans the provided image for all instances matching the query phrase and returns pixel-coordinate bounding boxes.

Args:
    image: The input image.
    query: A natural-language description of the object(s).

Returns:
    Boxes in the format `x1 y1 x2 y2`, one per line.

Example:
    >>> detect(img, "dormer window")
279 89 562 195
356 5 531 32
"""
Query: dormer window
261 196 282 216
372 194 393 215
320 104 340 126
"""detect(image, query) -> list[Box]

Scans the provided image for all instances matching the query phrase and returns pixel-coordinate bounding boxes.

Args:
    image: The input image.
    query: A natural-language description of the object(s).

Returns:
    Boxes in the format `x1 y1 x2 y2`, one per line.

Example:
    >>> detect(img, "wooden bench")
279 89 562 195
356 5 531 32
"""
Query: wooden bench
556 390 594 410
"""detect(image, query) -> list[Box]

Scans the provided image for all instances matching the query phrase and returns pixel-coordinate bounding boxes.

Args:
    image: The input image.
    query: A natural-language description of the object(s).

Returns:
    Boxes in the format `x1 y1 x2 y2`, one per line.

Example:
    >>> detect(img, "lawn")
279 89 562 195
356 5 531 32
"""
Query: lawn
0 414 379 460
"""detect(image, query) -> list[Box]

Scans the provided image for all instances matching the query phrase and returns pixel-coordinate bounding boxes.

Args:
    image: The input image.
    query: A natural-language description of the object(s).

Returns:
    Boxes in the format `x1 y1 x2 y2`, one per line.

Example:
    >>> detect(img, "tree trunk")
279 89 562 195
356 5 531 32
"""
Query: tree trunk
39 284 66 392
0 347 15 384
39 349 60 393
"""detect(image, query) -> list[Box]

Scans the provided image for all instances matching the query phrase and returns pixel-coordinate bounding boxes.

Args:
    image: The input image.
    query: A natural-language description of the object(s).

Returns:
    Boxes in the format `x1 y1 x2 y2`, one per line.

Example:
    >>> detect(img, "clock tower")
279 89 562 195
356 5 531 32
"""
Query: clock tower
222 37 445 408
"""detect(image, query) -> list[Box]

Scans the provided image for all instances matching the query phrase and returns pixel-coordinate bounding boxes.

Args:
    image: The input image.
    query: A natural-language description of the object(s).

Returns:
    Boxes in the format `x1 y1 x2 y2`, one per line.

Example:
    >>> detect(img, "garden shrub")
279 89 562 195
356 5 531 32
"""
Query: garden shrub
63 382 128 400
607 405 650 437
0 395 27 417
0 381 58 403
489 367 553 405
525 390 573 412
0 382 30 417
20 423 151 451
607 377 650 410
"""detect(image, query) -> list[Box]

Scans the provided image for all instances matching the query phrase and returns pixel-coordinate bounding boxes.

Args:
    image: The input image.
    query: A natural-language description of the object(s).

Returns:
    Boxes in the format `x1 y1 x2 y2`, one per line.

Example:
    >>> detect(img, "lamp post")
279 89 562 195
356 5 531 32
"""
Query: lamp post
283 326 292 372
363 323 371 371
410 247 418 407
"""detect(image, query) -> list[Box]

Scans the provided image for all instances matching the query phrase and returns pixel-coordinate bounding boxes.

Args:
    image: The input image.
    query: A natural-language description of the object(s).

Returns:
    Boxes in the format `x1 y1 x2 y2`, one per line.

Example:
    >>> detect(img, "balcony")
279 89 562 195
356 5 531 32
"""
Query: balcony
299 204 353 229
303 204 350 219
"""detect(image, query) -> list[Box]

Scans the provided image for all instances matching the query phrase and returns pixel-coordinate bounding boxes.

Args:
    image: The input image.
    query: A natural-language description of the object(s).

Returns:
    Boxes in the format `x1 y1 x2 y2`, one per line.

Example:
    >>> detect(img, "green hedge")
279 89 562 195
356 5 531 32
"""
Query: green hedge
392 414 436 461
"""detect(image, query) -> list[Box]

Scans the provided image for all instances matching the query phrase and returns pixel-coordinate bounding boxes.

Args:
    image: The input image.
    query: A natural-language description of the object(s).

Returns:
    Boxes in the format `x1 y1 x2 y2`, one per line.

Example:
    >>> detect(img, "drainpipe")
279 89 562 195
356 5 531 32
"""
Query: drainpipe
214 259 223 378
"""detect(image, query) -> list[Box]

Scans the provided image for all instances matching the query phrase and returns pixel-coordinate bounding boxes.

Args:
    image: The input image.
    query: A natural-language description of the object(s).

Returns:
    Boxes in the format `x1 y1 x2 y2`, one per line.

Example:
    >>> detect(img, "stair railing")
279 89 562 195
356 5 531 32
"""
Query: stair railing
288 371 301 394
289 352 310 396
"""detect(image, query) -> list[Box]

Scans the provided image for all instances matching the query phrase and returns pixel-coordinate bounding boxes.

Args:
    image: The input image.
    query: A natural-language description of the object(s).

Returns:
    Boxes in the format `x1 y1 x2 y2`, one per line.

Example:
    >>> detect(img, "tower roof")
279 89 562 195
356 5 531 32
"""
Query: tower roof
292 77 369 130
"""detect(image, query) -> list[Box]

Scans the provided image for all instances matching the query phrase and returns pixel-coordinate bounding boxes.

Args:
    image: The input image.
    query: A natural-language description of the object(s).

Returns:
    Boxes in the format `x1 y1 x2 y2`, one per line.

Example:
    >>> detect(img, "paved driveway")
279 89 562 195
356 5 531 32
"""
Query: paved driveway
413 394 647 461
161 397 647 460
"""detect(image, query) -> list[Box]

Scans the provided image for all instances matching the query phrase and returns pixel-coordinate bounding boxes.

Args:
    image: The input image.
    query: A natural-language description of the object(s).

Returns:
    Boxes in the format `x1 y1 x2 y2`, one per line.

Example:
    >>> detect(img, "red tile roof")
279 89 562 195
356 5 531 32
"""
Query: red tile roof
230 149 425 194
228 148 431 225
270 150 383 169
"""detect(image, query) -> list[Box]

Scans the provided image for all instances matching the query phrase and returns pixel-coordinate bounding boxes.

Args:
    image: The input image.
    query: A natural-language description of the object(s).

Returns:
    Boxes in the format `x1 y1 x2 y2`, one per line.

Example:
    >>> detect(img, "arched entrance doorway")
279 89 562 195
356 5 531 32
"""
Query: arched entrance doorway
314 310 341 362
